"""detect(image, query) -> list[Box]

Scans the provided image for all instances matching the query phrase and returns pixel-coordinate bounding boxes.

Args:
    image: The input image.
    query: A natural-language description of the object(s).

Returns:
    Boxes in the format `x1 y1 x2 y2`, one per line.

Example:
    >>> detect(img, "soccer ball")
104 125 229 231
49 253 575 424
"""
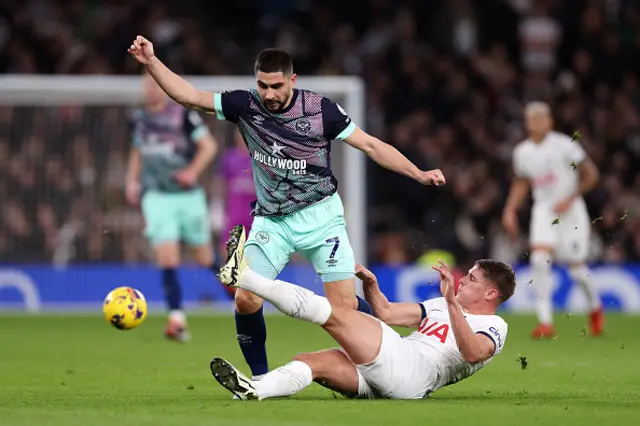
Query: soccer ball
103 287 148 330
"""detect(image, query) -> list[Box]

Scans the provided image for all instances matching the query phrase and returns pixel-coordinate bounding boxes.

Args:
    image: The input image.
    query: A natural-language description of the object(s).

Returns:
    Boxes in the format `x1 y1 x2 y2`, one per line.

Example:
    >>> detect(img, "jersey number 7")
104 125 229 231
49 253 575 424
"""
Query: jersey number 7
326 237 340 259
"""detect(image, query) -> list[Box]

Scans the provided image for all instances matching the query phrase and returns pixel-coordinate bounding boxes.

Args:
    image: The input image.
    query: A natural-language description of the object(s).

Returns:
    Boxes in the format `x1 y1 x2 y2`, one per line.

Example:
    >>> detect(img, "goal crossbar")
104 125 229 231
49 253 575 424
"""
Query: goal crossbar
0 75 368 273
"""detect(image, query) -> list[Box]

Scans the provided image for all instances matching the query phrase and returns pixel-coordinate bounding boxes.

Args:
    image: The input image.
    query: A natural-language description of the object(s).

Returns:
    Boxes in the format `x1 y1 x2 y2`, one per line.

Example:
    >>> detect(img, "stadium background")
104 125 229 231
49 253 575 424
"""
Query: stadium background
1 0 640 313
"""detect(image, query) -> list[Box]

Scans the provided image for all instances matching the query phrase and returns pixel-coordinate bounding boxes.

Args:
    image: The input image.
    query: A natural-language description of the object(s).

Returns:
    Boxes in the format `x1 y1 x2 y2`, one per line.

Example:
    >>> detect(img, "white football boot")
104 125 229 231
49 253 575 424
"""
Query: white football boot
210 357 260 401
218 225 248 288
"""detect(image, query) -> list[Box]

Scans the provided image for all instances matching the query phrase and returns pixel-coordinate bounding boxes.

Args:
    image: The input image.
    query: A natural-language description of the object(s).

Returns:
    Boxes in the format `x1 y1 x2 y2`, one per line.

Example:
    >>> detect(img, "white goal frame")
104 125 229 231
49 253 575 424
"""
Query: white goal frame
0 75 368 271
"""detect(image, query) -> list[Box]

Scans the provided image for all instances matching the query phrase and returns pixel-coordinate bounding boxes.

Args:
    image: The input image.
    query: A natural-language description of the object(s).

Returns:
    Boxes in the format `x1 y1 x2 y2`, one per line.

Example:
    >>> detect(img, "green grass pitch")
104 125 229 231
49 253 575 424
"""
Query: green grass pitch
0 313 639 426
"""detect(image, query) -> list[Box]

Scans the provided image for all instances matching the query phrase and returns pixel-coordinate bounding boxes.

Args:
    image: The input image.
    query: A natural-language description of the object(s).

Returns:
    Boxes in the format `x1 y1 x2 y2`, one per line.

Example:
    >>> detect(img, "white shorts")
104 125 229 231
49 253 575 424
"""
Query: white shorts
529 200 590 263
341 320 439 400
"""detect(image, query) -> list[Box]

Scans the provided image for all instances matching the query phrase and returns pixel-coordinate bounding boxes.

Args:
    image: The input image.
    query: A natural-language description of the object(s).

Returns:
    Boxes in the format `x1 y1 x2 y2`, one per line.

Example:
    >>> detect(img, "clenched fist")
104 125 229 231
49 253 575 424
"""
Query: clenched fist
419 169 446 186
128 36 155 65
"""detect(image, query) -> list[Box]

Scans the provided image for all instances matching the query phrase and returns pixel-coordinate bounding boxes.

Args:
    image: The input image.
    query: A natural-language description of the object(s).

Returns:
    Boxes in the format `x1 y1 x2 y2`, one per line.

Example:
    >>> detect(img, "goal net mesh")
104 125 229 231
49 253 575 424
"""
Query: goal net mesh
0 76 366 267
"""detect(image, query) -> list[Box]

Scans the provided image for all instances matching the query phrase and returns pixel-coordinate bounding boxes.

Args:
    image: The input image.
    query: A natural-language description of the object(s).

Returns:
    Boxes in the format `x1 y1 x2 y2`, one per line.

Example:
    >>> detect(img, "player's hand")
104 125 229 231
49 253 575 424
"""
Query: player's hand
501 209 519 240
356 264 378 286
128 36 155 65
419 169 446 186
126 181 141 206
173 167 198 187
554 196 575 215
432 260 456 303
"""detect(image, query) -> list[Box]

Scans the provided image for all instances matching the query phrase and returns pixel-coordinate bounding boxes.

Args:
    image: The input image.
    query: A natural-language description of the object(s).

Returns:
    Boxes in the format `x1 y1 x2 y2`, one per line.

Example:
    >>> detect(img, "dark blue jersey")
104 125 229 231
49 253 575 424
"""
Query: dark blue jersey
129 102 209 192
213 88 355 216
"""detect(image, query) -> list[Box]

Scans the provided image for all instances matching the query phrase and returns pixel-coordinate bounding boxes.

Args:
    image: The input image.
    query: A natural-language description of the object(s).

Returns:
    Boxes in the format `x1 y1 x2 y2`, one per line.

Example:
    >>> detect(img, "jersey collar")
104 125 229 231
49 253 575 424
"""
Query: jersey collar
267 89 299 115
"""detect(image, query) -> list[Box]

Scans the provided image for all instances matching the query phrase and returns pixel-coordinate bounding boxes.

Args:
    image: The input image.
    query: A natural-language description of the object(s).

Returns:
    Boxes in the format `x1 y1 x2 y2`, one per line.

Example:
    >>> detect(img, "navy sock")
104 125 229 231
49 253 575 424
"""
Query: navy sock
356 295 373 316
161 268 182 311
235 306 269 376
209 260 221 276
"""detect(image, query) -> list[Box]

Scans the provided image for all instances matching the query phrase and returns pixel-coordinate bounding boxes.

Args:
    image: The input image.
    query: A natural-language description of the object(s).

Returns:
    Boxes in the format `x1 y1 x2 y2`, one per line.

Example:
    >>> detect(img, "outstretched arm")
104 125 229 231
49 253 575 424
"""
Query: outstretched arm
344 127 446 186
128 36 215 114
357 265 423 328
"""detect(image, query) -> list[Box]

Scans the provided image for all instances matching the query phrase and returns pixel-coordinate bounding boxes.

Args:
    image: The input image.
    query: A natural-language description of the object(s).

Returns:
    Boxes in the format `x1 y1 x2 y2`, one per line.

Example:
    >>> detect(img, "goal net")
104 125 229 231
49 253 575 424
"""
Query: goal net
0 75 367 271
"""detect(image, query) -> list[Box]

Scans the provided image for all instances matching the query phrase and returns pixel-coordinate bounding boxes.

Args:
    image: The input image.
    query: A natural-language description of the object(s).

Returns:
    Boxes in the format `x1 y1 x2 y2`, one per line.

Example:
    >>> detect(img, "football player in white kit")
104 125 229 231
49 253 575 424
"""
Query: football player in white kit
209 225 515 400
502 102 603 339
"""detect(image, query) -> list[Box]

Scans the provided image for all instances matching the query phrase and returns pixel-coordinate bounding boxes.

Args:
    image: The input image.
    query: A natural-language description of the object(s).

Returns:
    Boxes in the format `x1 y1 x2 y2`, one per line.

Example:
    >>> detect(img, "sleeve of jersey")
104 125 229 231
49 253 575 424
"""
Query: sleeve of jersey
564 138 587 165
512 148 527 178
213 90 248 123
474 319 508 356
183 109 210 142
418 297 443 320
322 97 356 141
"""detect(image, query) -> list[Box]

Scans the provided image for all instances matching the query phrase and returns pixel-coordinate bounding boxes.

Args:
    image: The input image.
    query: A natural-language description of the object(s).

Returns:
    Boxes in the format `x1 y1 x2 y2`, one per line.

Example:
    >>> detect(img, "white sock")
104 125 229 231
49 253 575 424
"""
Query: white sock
569 266 601 311
531 251 553 325
239 268 332 325
253 361 313 399
169 310 187 325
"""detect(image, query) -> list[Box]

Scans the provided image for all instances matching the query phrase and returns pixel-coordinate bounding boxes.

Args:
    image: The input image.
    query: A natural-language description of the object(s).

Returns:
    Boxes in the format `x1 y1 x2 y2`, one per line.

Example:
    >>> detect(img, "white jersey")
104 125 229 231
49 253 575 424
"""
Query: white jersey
512 131 586 208
404 297 508 390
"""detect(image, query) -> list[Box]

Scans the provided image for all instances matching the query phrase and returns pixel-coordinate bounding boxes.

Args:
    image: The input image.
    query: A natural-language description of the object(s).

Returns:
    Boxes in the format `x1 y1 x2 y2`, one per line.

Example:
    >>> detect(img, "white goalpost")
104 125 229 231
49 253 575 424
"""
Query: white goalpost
0 75 368 272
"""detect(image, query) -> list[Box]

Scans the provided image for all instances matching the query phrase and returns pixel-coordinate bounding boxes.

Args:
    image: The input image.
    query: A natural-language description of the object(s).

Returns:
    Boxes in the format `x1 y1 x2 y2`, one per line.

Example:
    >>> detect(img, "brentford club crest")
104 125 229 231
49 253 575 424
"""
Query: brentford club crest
294 118 311 135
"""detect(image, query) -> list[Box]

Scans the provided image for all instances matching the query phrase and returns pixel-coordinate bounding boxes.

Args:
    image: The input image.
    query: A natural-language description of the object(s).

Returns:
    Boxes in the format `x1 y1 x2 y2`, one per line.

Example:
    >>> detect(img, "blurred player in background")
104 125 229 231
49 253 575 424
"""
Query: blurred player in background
211 229 514 400
128 35 445 379
502 102 602 339
126 72 219 342
217 130 256 296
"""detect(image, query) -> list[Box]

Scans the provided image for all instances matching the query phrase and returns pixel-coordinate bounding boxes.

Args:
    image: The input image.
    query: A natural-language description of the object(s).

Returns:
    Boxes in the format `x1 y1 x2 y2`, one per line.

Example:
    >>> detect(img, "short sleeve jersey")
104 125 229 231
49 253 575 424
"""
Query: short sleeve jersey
512 131 587 206
405 297 508 391
213 89 356 216
130 102 209 192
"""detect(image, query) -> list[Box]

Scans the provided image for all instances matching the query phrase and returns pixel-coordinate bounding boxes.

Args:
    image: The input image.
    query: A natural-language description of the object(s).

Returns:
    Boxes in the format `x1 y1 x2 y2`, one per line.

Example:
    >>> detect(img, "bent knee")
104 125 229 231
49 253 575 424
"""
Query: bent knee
192 245 213 267
155 243 180 268
325 295 358 311
235 288 263 314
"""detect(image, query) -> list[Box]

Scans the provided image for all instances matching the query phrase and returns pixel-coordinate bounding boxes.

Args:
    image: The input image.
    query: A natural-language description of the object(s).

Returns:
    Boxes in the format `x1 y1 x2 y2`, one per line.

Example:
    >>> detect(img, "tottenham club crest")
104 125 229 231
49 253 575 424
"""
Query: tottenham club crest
295 118 311 135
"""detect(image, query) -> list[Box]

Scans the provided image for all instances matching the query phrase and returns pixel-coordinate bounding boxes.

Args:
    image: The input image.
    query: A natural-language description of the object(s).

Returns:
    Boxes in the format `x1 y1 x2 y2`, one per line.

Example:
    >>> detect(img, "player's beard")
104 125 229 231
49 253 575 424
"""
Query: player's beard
265 95 289 112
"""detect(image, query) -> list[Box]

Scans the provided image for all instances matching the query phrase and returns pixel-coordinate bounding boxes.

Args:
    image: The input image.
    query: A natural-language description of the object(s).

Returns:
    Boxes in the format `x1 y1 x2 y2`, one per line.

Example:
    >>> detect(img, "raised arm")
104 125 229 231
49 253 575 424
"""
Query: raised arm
128 36 215 114
356 265 423 328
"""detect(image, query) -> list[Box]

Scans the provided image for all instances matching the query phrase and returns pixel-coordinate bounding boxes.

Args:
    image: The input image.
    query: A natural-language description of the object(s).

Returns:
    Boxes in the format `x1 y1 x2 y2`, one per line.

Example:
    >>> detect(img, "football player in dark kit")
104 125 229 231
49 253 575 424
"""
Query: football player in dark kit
129 35 446 380
127 72 219 342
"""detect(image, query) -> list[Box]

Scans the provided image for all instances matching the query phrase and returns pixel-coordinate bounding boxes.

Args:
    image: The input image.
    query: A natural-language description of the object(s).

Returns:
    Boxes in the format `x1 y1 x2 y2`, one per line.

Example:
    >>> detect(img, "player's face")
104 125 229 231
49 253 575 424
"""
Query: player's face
256 71 296 112
457 265 499 307
142 74 166 107
525 112 552 138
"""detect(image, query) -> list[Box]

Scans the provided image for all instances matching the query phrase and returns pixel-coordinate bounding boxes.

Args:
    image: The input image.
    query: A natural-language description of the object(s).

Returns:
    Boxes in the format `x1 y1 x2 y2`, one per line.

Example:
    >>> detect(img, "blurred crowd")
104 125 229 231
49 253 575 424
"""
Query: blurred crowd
1 0 640 268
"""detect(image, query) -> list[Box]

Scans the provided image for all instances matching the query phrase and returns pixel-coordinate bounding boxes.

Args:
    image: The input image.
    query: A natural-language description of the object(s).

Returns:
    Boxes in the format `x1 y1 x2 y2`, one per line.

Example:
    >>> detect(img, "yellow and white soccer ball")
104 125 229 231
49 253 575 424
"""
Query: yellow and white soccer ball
102 287 148 330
